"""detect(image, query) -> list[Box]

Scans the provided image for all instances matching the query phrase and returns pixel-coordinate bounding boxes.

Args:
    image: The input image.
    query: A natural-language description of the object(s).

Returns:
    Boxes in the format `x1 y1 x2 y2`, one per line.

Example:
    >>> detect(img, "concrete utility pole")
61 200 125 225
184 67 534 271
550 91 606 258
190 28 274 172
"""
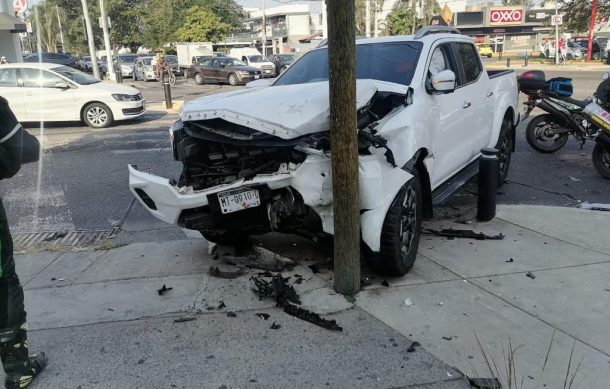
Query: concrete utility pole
80 0 100 79
55 5 65 53
373 0 379 37
554 1 559 65
99 0 115 81
321 0 328 39
327 0 360 296
587 0 597 62
365 0 371 37
261 0 267 56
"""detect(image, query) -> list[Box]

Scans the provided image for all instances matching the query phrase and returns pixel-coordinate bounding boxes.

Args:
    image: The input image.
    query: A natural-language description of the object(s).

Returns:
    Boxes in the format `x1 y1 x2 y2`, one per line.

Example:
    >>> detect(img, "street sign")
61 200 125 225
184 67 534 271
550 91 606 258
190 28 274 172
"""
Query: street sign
13 0 27 14
551 15 563 26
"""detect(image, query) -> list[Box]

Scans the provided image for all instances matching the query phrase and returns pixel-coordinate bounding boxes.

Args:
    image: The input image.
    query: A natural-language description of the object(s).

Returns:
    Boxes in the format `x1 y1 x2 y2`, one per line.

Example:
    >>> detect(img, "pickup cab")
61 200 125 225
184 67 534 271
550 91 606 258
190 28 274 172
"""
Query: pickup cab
129 27 519 276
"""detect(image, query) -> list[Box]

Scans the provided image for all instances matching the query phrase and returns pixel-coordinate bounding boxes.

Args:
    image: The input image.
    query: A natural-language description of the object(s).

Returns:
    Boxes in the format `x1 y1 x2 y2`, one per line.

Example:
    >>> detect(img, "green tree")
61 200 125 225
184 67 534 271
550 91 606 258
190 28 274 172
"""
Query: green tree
175 6 230 42
355 0 385 36
107 0 144 51
385 1 416 35
559 0 610 33
191 0 244 30
501 0 534 6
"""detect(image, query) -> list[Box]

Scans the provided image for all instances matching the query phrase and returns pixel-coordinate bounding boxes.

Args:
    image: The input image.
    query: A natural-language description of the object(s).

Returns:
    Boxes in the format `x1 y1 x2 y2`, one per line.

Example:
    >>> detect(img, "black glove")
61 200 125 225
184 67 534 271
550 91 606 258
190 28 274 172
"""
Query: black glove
0 97 40 180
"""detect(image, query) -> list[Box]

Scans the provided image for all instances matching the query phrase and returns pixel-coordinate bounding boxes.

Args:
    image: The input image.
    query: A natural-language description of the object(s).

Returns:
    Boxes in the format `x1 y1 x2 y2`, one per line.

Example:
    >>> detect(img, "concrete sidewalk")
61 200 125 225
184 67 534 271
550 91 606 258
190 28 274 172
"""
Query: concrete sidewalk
4 204 609 388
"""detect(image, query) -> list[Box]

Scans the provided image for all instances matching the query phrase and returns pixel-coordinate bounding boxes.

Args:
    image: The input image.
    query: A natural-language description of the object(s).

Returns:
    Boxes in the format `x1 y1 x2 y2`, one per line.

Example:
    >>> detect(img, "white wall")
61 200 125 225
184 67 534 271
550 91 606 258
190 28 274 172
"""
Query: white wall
287 14 310 37
0 31 22 63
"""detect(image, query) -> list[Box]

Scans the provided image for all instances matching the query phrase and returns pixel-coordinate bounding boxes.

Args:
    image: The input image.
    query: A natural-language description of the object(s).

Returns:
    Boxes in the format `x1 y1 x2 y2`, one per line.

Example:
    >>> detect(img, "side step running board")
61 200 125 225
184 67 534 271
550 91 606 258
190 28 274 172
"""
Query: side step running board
432 160 478 206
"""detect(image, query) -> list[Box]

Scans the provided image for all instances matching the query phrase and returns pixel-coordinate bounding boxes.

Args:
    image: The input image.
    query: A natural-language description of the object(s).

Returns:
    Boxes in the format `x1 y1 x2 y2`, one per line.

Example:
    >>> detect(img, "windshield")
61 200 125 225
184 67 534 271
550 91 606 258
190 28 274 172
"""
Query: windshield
52 65 100 85
119 55 138 63
141 58 152 65
275 42 423 86
165 56 177 64
248 55 268 63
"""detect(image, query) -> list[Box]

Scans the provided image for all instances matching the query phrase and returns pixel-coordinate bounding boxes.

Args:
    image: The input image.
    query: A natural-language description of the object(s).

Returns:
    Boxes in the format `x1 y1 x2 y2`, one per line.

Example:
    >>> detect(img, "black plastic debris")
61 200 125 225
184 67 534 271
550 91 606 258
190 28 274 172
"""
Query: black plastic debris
308 264 320 274
42 231 68 242
425 229 504 241
468 377 502 389
293 277 304 285
382 279 390 287
227 311 237 318
208 266 245 279
407 341 421 353
173 316 196 323
157 284 173 296
256 313 271 320
442 336 452 341
526 272 536 280
217 301 227 309
270 322 281 330
283 304 342 331
222 254 291 272
506 258 514 263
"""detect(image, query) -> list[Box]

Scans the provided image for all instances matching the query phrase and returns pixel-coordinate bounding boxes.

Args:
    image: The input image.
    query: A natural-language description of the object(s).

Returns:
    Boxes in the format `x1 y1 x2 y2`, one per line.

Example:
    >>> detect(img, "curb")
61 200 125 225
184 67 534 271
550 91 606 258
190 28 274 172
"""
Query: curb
147 100 184 112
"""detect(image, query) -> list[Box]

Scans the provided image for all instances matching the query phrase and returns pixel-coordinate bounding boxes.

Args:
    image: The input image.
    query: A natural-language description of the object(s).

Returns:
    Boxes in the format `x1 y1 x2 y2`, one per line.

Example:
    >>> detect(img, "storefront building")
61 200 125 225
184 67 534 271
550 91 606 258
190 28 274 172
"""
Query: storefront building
454 5 555 54
0 0 25 62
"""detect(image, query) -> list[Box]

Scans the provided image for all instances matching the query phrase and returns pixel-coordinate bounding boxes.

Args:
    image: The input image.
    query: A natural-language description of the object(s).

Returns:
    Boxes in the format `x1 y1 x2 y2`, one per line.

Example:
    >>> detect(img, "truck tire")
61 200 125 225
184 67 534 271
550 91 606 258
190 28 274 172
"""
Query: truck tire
372 172 422 276
526 114 569 153
194 73 205 85
495 117 513 186
592 143 610 179
198 229 249 245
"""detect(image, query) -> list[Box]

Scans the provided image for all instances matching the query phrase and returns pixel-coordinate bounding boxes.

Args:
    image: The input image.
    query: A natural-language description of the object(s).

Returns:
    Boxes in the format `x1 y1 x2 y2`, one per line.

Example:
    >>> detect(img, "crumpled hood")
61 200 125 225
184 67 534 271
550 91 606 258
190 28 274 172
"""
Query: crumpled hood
180 79 408 139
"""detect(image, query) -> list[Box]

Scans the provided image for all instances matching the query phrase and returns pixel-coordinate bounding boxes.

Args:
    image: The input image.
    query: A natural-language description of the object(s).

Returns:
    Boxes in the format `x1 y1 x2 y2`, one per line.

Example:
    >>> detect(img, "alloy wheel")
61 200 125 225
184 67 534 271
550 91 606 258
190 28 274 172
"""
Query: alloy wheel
86 106 108 127
399 185 418 259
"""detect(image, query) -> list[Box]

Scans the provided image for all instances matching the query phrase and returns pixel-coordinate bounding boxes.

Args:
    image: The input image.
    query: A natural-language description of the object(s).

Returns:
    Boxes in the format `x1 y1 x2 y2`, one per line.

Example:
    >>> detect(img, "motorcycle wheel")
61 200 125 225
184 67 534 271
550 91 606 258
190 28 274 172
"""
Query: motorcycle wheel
526 114 570 153
592 143 610 179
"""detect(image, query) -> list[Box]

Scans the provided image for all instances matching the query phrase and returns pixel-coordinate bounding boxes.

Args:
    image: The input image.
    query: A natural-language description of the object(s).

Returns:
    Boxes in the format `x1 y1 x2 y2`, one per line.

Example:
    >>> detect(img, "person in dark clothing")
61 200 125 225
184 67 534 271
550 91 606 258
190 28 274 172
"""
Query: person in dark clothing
0 96 47 389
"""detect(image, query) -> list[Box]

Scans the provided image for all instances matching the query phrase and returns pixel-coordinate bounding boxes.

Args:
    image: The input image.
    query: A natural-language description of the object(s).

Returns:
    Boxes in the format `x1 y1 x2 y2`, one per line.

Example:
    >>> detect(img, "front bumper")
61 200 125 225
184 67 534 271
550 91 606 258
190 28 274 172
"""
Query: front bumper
113 99 146 120
237 73 262 84
128 155 412 252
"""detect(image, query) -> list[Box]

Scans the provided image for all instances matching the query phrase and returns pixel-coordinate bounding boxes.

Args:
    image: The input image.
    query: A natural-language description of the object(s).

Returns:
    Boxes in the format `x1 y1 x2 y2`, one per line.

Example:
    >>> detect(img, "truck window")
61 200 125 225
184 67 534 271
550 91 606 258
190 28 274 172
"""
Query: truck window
455 43 481 85
274 42 423 87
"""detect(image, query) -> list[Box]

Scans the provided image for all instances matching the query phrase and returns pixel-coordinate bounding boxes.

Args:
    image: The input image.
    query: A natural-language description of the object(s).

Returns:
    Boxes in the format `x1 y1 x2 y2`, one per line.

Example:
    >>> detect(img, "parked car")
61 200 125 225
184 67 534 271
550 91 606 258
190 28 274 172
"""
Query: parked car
78 56 107 74
476 44 493 58
0 63 146 128
228 48 276 77
164 55 181 75
129 27 519 276
133 56 157 81
187 57 262 86
573 39 602 60
192 55 213 65
268 54 296 74
113 54 139 78
24 52 78 67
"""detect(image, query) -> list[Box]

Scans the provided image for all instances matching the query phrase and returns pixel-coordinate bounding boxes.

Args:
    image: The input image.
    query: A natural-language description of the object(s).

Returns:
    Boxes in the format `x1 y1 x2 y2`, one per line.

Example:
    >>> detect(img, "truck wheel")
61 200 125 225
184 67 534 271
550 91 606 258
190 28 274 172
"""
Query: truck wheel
372 172 422 276
526 114 569 153
495 117 513 186
592 143 610 179
198 229 249 245
83 102 113 128
228 73 238 86
194 73 205 85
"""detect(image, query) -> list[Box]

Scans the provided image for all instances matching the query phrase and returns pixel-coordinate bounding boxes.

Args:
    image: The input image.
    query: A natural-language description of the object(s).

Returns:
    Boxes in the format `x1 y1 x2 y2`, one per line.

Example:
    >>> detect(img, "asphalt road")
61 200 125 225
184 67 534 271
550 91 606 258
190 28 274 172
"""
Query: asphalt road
0 71 607 240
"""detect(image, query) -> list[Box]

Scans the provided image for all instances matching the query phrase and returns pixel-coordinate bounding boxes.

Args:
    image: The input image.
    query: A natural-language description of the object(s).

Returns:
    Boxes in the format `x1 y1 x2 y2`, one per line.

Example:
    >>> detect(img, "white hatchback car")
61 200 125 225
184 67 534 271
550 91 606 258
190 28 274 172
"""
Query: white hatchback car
0 62 146 128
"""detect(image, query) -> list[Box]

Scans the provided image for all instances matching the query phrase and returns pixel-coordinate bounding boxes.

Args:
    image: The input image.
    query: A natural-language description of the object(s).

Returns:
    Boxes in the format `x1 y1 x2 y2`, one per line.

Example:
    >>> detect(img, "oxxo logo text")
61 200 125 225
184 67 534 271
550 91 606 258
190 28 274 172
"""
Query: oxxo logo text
490 8 524 25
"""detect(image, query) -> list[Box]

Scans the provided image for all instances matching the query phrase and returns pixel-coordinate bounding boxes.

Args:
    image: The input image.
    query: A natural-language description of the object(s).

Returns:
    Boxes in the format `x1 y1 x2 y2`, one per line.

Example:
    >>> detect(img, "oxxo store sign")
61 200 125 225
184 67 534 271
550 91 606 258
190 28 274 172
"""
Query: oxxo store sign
489 6 524 26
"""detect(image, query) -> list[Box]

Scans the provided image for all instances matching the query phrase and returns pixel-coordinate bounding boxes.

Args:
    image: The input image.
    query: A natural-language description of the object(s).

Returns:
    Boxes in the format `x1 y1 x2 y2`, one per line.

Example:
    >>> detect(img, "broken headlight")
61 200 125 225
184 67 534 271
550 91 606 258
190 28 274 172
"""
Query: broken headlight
295 132 330 156
169 120 184 160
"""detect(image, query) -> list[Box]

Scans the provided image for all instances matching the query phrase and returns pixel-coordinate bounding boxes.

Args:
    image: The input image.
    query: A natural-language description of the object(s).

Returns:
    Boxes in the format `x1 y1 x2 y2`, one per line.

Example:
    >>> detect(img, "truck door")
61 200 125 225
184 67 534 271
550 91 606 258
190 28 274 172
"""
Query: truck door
426 43 477 187
453 42 493 157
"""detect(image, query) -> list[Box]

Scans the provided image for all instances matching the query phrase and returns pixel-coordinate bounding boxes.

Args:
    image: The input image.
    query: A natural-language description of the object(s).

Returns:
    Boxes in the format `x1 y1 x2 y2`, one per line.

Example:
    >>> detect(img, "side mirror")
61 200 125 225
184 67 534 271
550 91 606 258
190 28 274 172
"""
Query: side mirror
430 70 456 93
54 82 71 89
603 73 609 81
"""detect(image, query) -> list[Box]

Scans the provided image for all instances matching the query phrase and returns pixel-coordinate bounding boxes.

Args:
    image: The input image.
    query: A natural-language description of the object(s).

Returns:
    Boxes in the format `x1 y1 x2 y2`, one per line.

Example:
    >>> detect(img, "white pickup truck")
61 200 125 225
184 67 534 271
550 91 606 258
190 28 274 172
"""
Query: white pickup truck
129 27 519 276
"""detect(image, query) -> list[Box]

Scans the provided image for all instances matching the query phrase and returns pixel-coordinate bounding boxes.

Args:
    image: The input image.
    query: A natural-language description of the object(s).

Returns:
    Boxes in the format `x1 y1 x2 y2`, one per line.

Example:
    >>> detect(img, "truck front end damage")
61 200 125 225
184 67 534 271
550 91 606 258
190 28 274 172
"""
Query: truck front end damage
129 80 413 251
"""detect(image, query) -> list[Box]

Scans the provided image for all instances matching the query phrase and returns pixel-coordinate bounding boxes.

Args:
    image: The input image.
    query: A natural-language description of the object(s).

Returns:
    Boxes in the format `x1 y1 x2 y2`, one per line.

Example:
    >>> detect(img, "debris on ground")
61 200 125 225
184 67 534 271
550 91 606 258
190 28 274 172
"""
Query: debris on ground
250 273 342 331
226 311 237 317
506 258 514 263
439 301 444 306
468 377 502 389
173 316 196 323
526 272 536 280
442 336 452 341
424 229 504 241
256 313 271 320
222 254 292 272
402 298 413 307
382 279 390 287
270 322 281 330
157 284 173 296
217 301 226 309
407 341 421 352
308 264 320 274
208 266 245 279
578 202 610 212
42 232 68 242
455 219 473 225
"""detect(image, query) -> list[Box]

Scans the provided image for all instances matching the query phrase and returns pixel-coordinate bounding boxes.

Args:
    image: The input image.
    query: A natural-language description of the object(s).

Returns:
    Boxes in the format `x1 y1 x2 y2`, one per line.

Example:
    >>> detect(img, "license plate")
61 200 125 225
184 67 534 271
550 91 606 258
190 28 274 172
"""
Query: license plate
218 189 260 214
255 75 260 79
265 70 271 73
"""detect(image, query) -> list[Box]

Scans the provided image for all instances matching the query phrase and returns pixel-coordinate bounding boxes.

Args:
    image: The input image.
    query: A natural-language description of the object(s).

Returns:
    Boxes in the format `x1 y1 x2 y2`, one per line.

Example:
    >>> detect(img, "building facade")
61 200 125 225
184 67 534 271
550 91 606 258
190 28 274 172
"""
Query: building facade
0 0 25 62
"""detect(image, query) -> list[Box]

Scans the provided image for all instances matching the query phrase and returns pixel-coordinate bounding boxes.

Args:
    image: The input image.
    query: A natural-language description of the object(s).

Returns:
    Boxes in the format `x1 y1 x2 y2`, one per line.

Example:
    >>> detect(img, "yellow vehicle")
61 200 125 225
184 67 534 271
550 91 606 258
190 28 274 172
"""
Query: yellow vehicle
477 44 493 58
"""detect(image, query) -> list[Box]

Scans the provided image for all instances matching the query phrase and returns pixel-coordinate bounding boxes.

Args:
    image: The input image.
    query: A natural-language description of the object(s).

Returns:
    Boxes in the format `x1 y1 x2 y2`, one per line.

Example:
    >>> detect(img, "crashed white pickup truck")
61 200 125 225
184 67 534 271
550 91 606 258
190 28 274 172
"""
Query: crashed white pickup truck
129 27 519 276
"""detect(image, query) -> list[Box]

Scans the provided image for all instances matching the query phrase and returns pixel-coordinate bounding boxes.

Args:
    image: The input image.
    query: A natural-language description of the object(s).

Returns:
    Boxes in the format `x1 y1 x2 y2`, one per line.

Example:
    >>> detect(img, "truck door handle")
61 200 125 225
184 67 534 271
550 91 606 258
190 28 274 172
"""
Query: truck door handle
462 102 471 109
487 92 494 97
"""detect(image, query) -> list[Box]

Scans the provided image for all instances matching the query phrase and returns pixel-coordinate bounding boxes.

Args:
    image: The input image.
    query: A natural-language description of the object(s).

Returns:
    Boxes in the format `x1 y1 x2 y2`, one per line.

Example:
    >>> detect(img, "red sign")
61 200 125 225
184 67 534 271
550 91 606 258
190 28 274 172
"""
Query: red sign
489 7 524 25
13 0 28 14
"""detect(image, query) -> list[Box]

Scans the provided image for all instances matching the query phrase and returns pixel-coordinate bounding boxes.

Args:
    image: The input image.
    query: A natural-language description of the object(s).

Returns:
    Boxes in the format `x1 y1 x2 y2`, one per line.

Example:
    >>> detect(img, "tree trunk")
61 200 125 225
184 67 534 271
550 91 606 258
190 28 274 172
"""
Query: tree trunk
327 0 361 296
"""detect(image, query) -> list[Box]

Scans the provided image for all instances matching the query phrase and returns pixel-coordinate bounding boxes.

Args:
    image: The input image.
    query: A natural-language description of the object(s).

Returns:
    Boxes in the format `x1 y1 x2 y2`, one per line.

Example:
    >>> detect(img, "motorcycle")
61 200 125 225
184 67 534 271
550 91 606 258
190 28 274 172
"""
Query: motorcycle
583 91 610 179
518 70 598 153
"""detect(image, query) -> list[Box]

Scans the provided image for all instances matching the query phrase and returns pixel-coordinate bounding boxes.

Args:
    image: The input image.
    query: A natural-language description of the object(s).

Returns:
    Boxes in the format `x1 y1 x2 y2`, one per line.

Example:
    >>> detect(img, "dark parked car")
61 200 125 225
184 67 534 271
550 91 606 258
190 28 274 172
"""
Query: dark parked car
187 57 261 86
24 52 78 67
573 39 602 60
268 54 296 74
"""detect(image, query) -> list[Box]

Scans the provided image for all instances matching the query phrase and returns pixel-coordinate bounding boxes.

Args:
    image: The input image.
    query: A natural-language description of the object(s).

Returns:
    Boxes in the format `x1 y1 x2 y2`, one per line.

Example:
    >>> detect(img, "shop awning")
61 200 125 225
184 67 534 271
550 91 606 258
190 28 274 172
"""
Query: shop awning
0 13 26 33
